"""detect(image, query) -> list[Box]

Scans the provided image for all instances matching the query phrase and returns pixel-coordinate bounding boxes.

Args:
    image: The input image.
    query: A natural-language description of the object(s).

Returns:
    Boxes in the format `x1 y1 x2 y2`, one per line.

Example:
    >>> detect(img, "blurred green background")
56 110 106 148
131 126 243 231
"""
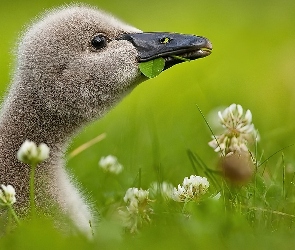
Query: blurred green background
1 0 295 249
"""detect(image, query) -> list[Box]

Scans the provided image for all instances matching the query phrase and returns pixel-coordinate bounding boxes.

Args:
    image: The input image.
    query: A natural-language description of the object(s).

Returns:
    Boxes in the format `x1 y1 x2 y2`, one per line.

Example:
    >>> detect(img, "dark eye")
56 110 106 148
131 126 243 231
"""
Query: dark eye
91 35 107 50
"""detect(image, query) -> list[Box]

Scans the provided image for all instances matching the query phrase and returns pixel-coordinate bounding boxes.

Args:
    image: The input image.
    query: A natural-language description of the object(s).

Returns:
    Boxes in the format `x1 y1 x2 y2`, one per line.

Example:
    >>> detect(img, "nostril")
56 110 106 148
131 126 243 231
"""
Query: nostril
159 37 171 44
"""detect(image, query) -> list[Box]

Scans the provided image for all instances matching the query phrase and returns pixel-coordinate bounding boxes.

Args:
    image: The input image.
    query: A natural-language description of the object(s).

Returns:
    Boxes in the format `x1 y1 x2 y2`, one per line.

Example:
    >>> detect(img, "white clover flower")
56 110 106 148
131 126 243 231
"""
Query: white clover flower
37 143 50 162
208 104 258 155
17 140 50 165
123 187 149 204
0 184 16 206
99 155 123 174
149 181 174 200
172 175 209 202
119 187 152 233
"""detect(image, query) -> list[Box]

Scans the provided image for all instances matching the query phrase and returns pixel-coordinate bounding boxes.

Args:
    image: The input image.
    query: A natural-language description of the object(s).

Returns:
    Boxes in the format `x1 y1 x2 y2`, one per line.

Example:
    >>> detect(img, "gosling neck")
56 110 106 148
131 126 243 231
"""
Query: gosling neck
0 86 87 162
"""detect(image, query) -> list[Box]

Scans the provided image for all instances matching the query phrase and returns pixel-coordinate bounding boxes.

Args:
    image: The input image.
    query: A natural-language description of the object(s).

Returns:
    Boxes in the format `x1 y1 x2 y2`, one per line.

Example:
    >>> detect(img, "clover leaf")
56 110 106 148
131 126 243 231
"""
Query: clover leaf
139 58 165 78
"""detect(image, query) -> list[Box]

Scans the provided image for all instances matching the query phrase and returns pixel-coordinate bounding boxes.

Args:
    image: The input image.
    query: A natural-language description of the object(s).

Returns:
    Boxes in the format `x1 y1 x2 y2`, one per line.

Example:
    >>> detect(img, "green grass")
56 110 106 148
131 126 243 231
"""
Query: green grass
1 0 295 249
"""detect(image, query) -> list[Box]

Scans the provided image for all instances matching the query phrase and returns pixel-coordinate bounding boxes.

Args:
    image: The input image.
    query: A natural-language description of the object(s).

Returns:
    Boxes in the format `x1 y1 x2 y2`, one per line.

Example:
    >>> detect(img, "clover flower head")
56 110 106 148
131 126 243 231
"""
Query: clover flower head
37 143 50 162
0 184 16 206
208 104 257 155
123 187 149 209
149 181 174 200
119 187 152 233
17 140 50 165
172 175 209 202
99 155 123 174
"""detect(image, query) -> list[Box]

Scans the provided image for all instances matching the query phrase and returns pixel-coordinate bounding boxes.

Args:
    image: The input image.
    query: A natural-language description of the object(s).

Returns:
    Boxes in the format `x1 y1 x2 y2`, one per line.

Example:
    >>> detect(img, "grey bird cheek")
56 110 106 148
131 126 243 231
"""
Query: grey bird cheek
108 40 139 62
111 40 146 81
102 40 142 79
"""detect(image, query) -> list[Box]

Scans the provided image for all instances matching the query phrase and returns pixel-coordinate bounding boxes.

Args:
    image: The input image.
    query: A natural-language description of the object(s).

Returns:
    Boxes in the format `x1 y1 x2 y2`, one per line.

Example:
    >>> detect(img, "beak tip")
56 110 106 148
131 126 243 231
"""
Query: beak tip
207 40 213 50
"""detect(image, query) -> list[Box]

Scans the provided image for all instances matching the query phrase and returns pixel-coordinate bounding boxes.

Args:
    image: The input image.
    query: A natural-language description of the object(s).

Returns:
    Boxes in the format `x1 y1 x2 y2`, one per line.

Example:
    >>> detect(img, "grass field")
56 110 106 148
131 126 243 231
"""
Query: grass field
1 0 295 249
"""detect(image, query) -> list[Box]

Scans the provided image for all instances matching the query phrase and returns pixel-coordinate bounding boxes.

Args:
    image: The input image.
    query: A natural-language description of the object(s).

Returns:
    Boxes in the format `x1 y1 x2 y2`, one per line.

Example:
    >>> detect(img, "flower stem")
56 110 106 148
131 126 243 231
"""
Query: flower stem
30 163 37 217
6 205 12 234
182 200 188 214
9 205 20 225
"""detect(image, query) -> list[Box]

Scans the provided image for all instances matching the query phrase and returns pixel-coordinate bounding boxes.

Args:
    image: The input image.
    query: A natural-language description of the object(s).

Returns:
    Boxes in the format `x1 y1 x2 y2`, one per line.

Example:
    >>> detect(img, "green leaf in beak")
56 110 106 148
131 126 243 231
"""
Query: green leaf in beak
139 58 165 78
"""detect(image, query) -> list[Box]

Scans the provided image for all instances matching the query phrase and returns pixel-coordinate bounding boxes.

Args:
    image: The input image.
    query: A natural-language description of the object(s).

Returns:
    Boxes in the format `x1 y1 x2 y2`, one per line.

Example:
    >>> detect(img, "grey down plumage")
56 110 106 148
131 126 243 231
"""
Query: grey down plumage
0 4 212 236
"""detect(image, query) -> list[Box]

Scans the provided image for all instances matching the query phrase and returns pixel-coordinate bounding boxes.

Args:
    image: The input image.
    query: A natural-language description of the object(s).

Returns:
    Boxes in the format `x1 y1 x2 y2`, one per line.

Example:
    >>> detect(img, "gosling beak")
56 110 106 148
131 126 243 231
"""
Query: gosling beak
117 32 212 69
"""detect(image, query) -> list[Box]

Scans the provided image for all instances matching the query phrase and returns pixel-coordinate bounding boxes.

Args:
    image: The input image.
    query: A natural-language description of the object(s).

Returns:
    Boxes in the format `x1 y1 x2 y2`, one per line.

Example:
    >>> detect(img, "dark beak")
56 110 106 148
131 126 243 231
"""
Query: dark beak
117 32 212 69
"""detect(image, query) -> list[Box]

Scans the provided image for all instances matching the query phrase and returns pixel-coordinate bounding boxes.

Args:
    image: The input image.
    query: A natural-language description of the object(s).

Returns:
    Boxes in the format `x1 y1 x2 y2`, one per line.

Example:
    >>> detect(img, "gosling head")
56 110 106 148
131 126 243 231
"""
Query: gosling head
0 4 213 235
12 4 212 132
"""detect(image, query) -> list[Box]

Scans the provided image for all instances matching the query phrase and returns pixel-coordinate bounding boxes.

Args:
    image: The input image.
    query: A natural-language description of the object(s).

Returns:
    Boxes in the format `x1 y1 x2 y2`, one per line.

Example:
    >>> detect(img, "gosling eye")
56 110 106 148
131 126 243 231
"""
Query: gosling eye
91 35 107 50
